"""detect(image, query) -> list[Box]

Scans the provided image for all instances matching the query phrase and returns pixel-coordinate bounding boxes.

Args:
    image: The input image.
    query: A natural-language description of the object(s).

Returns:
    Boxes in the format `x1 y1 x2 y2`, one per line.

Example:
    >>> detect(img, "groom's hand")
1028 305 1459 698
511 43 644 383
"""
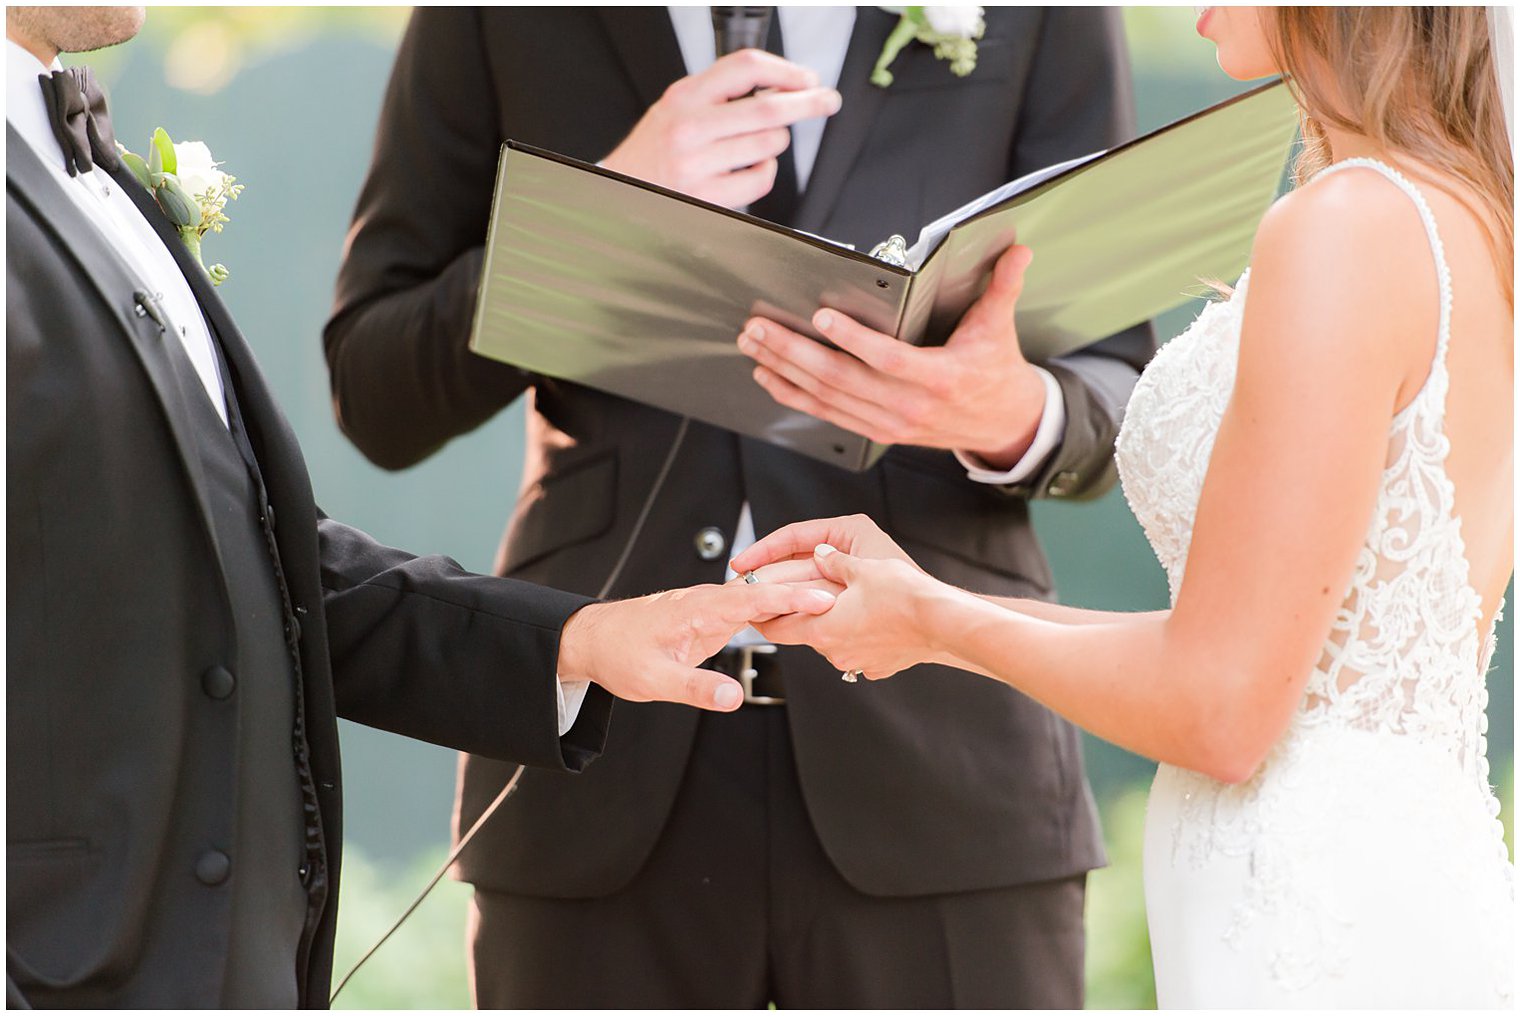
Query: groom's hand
738 245 1046 469
556 581 836 711
601 50 842 208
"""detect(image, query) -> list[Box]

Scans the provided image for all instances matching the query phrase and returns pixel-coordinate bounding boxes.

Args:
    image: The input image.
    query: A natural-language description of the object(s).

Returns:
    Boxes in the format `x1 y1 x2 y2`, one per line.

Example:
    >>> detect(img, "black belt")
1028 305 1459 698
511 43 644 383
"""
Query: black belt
704 644 785 706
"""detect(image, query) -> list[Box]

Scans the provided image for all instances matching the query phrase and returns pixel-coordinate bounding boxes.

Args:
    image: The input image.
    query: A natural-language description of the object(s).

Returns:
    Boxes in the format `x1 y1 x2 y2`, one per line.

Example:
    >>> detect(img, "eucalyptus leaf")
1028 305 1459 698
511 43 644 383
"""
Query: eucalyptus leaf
155 175 200 229
151 127 176 176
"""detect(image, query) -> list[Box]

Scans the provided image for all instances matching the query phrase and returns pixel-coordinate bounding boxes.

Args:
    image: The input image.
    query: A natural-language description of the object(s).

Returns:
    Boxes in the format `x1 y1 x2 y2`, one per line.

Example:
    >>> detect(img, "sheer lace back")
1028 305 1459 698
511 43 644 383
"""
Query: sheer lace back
1298 160 1499 787
1116 154 1505 812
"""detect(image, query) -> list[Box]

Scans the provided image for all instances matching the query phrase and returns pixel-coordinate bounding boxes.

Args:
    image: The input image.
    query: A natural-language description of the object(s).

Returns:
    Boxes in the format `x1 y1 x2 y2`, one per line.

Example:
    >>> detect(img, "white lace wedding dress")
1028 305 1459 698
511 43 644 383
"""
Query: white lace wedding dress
1115 158 1515 1007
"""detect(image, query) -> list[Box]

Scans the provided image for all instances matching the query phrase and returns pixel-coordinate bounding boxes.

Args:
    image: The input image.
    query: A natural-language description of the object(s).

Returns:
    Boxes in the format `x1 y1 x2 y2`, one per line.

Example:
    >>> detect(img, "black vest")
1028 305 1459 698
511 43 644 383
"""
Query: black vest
163 329 310 1006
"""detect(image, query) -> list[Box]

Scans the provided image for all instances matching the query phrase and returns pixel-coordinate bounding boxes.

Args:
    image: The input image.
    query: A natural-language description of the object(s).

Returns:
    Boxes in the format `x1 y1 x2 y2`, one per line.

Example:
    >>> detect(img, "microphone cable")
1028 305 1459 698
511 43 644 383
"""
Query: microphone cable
332 417 692 1003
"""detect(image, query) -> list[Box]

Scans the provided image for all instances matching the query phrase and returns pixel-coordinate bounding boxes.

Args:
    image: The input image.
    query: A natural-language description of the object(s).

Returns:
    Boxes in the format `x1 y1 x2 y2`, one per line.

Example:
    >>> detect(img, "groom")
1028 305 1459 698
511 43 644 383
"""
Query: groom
328 7 1156 1008
5 7 833 1008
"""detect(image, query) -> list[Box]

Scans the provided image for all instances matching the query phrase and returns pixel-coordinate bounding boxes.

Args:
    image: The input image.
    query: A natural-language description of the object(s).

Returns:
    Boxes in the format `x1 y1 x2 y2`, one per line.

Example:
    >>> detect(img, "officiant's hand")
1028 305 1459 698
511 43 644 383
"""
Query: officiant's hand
557 581 836 711
738 245 1045 469
602 50 842 208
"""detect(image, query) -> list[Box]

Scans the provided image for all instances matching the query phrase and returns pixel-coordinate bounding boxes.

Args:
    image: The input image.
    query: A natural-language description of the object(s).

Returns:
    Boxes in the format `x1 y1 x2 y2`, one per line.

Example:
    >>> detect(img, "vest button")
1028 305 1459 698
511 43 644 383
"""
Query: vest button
694 527 727 561
287 615 302 644
263 503 277 530
201 666 236 700
195 849 231 886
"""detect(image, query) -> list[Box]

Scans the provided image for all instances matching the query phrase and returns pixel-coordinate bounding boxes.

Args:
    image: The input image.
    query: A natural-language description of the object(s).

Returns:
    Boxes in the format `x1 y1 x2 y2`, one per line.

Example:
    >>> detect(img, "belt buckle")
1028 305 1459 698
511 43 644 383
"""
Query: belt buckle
736 643 782 705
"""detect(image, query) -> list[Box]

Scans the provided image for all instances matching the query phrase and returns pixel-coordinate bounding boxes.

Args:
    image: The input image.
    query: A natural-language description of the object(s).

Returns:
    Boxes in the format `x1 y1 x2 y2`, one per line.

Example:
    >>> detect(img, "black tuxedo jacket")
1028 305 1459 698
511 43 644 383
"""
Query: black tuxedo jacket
326 8 1155 898
5 128 613 1006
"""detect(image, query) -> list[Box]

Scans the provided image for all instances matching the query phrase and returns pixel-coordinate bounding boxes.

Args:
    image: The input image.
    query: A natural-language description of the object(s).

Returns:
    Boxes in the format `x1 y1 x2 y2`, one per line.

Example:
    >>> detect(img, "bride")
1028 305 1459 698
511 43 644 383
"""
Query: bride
732 6 1514 1007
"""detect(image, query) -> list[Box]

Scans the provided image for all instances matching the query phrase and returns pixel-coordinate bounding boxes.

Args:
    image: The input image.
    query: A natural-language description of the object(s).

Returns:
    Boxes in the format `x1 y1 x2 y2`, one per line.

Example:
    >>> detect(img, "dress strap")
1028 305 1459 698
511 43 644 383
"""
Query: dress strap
1312 157 1454 374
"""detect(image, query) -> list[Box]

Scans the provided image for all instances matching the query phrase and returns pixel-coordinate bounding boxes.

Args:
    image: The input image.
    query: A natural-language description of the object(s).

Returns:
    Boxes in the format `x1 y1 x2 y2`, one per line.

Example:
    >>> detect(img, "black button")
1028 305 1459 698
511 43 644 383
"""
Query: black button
201 665 235 700
263 503 276 530
287 615 302 644
195 849 231 886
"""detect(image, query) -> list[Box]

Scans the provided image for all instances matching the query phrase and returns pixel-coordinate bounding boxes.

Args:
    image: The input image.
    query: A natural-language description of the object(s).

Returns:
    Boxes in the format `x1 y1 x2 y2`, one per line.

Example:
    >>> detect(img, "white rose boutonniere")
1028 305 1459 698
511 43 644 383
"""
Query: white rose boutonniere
118 128 244 285
873 6 986 89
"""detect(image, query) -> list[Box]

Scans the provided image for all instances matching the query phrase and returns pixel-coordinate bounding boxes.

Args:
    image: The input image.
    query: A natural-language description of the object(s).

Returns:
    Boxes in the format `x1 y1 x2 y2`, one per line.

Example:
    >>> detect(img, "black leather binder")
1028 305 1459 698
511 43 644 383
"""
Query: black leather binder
469 80 1296 471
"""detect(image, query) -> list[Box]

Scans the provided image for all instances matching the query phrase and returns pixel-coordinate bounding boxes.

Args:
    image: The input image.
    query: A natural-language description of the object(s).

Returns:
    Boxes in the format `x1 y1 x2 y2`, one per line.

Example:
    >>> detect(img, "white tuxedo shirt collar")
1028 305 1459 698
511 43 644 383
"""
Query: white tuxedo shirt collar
6 39 68 170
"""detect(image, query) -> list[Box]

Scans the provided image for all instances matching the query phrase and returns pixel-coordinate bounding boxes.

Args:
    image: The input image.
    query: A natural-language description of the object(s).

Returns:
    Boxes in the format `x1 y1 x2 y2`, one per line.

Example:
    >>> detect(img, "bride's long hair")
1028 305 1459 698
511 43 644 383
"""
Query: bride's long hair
1270 7 1514 306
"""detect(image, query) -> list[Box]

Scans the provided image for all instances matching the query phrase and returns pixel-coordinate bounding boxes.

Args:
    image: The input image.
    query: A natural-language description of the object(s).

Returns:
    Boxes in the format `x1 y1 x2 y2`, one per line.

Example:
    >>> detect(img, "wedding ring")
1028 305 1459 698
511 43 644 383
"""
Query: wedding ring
842 669 862 683
742 570 759 585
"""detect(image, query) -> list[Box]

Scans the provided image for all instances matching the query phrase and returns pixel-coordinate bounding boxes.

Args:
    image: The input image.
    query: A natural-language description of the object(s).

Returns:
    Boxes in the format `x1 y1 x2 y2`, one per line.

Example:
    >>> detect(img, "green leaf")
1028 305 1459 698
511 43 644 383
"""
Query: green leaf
150 127 176 176
871 15 920 89
119 149 151 190
155 175 199 228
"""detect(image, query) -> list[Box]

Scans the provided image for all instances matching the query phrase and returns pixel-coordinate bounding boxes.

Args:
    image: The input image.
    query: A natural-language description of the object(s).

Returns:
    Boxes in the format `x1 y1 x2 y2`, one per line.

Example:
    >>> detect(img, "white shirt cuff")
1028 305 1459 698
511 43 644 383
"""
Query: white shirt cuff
954 367 1067 485
555 678 592 736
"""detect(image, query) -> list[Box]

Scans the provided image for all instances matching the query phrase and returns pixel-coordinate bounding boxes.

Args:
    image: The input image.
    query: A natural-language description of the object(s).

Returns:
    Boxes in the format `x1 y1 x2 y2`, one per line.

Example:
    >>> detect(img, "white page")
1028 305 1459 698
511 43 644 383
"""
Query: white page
904 151 1105 268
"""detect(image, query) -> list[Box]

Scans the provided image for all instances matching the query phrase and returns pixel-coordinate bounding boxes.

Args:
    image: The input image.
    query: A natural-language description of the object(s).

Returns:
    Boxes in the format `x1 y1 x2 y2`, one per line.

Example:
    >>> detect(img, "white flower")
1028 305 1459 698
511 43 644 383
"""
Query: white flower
922 6 983 38
173 140 231 204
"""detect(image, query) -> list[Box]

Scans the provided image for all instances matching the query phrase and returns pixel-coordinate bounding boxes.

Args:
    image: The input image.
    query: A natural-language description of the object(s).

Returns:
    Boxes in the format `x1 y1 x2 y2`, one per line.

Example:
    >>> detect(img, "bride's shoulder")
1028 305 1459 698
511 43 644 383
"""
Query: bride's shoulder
1255 166 1432 270
1236 168 1439 391
1242 168 1438 357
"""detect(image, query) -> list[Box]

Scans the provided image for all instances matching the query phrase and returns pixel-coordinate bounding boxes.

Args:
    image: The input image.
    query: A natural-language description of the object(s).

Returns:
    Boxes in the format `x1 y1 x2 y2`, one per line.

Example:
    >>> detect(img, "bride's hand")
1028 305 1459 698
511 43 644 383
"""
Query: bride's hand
735 245 1044 470
730 513 921 574
753 544 945 680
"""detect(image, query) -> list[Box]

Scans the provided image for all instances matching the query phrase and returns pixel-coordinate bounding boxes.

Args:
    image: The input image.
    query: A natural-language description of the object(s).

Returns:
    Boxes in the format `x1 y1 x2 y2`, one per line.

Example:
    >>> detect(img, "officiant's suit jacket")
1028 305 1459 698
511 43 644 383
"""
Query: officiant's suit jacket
6 129 613 1006
327 8 1155 900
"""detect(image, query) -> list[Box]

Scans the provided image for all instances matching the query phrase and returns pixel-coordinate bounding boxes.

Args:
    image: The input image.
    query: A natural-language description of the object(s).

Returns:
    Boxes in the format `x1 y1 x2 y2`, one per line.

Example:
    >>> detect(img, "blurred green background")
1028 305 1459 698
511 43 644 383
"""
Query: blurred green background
88 7 1513 1009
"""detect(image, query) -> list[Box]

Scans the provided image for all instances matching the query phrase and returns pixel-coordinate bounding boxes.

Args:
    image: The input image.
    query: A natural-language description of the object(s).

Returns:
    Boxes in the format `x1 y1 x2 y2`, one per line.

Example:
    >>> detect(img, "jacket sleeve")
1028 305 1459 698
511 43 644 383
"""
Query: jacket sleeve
323 8 530 471
1002 6 1157 501
316 516 612 772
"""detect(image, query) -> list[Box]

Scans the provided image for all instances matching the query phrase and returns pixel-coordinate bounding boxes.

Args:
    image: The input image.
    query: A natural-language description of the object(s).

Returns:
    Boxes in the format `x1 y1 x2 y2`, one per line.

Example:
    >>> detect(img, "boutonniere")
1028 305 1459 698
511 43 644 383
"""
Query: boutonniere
872 6 986 89
117 128 243 286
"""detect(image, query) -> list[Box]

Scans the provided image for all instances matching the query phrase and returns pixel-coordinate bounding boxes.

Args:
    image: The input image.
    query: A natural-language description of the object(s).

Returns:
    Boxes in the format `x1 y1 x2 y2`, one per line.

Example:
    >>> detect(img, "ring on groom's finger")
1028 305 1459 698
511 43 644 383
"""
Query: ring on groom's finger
743 571 759 585
843 669 862 683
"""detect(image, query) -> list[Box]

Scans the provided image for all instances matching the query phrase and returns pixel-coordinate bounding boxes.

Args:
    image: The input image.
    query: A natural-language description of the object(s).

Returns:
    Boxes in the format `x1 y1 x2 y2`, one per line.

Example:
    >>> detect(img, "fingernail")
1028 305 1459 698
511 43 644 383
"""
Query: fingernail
738 335 755 355
814 310 833 331
746 323 766 343
804 589 837 608
826 90 842 113
815 543 837 557
714 682 742 710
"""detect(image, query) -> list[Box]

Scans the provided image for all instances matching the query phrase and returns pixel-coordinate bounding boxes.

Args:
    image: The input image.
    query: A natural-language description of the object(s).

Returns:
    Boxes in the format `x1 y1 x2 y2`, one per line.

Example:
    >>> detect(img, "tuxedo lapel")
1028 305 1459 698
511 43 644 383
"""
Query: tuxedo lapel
106 160 320 562
108 161 247 368
7 126 234 594
792 9 897 234
597 8 687 112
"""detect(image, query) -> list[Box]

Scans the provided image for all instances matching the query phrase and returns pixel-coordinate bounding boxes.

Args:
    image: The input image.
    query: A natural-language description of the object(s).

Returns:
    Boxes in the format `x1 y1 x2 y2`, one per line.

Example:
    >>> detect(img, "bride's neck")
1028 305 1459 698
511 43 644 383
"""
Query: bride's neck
1315 122 1393 165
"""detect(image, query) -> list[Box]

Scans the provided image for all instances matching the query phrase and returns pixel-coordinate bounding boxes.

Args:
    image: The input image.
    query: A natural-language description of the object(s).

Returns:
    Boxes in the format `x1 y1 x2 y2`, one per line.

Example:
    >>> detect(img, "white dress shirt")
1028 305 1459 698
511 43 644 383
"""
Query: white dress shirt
665 9 1068 611
7 39 229 426
6 39 589 735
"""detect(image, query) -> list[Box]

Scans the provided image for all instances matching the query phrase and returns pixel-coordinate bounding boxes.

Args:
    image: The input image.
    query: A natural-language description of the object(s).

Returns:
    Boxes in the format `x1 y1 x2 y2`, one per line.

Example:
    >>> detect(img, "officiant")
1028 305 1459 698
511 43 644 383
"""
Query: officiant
326 7 1155 1007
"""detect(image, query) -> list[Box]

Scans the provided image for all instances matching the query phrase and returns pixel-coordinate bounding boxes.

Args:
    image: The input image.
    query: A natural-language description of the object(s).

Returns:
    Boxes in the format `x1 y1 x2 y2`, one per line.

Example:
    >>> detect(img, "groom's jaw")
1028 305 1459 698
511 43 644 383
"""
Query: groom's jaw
6 6 146 65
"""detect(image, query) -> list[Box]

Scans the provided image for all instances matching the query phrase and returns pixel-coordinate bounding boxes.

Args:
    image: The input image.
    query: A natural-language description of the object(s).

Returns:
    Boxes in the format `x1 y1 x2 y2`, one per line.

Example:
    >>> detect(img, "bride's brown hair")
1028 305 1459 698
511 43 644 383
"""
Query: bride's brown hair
1269 7 1513 306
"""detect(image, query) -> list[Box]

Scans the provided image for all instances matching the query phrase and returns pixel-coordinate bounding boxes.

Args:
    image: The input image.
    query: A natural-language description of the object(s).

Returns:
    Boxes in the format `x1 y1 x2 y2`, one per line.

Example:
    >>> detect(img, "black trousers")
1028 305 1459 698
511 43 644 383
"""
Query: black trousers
468 706 1086 1008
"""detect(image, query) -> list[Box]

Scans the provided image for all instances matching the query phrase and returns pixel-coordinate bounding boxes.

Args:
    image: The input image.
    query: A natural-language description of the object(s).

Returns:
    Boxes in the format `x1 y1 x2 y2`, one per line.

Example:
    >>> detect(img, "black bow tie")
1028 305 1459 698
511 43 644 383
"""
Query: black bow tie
37 65 120 177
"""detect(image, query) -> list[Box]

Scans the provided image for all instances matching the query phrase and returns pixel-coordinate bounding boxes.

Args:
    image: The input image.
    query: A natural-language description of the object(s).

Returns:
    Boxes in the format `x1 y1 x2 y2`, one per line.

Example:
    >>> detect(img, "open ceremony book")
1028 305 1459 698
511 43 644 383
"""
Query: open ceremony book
470 80 1297 470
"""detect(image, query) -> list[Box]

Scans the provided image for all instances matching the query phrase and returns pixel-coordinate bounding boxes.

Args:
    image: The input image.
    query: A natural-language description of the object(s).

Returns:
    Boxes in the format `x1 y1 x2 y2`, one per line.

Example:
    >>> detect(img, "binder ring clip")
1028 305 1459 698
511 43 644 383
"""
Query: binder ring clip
868 234 909 268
